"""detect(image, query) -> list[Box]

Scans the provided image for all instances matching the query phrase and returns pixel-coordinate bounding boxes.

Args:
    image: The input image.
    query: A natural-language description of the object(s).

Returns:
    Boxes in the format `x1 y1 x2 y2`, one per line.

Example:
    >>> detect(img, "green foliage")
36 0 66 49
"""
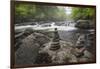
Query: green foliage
71 7 95 29
15 3 67 23
15 4 36 22
71 7 95 21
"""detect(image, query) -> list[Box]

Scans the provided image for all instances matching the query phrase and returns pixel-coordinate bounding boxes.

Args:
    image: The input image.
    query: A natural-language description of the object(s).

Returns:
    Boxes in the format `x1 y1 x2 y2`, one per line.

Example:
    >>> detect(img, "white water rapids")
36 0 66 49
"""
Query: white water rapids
15 22 77 31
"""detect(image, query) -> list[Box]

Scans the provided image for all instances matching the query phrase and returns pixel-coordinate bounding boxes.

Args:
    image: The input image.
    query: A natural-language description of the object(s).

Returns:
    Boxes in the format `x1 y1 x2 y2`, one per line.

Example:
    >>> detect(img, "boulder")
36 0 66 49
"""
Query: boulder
75 20 94 29
15 32 50 65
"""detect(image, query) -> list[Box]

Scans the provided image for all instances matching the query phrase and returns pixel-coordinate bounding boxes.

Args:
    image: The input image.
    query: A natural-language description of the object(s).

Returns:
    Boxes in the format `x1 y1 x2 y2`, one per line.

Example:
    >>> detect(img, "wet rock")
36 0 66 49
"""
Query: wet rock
15 28 34 51
15 32 50 65
15 34 40 65
77 50 93 62
75 20 94 29
39 40 78 64
38 32 94 64
33 32 50 45
35 52 52 64
73 33 94 62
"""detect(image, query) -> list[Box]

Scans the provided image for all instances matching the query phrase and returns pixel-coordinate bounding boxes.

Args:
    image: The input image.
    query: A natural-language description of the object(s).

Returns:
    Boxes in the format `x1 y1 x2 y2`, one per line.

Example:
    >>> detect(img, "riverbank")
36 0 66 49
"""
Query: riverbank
15 27 95 65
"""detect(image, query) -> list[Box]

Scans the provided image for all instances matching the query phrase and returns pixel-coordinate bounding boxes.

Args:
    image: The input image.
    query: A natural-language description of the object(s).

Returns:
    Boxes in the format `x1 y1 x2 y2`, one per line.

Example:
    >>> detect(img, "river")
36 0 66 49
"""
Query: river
15 22 95 49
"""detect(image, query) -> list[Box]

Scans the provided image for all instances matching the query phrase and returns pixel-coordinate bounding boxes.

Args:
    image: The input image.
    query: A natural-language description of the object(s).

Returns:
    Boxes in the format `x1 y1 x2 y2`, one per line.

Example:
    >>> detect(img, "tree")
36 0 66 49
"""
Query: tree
71 7 95 21
71 7 95 29
15 3 68 24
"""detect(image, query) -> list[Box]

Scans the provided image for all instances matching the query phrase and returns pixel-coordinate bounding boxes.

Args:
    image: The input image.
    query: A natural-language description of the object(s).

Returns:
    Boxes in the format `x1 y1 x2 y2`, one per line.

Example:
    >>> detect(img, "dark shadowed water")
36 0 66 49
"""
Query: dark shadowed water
58 29 95 46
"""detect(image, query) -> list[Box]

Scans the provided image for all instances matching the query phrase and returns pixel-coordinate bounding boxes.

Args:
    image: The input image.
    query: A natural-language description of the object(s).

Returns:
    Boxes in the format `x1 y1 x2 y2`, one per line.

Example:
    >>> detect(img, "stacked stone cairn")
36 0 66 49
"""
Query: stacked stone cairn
75 34 86 57
49 28 61 51
87 32 95 54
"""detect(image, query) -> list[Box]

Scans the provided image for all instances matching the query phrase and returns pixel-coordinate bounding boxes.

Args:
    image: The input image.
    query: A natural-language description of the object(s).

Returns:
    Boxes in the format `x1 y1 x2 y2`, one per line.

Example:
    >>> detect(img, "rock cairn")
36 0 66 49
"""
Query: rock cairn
49 28 61 51
75 34 86 57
